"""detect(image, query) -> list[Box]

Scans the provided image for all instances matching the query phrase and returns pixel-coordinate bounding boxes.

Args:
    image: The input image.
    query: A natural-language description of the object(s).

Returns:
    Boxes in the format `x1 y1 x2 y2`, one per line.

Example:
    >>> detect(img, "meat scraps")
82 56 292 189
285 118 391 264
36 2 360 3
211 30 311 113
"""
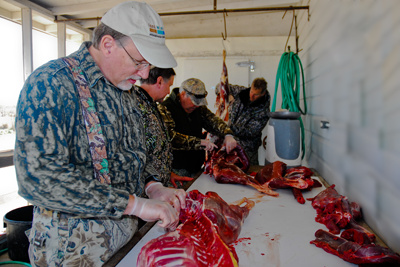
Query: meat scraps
137 190 254 267
311 229 400 266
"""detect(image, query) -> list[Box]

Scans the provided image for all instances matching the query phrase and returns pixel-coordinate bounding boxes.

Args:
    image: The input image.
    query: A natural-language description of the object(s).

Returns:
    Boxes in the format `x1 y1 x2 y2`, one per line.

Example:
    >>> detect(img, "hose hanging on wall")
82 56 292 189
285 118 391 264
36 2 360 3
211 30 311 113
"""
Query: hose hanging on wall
271 49 307 159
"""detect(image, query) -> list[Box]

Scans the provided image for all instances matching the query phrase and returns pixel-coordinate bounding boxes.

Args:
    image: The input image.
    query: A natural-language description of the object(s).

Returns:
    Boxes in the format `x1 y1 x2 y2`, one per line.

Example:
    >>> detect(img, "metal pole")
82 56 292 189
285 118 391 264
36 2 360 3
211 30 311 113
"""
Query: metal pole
159 6 309 16
295 14 298 54
54 6 309 22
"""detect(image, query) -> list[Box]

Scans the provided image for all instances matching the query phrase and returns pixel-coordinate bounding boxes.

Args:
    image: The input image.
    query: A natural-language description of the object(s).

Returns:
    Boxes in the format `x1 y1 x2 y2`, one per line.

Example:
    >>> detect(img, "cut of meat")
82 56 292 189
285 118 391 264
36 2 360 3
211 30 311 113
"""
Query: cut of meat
267 176 309 190
292 188 305 204
254 161 286 184
341 219 376 245
285 166 313 178
205 144 249 175
212 158 278 196
204 145 277 196
203 192 255 244
224 144 250 172
181 190 255 245
253 161 312 199
254 163 319 204
307 185 352 234
311 229 400 266
307 184 376 242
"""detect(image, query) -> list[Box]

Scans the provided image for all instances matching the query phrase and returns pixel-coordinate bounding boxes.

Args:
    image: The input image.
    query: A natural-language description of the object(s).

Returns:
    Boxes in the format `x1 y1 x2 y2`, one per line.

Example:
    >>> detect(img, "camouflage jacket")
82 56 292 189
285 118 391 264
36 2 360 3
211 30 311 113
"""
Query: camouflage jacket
159 88 234 171
223 84 271 153
132 86 173 186
14 42 159 218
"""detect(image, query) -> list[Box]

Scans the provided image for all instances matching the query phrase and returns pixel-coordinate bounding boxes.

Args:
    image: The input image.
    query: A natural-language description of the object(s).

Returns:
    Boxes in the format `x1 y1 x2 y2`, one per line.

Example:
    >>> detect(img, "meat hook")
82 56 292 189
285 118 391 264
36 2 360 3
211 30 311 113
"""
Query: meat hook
221 9 228 40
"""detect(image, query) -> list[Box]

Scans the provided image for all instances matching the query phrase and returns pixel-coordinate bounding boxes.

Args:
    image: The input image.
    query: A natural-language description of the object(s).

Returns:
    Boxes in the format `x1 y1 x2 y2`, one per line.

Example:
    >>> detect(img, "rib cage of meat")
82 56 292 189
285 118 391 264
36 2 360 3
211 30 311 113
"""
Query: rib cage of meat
137 190 255 267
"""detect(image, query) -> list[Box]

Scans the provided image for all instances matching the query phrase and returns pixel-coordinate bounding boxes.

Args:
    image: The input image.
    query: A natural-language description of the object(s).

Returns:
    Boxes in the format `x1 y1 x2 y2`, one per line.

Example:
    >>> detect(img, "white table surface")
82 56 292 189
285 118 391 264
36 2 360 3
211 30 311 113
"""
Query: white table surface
116 173 356 267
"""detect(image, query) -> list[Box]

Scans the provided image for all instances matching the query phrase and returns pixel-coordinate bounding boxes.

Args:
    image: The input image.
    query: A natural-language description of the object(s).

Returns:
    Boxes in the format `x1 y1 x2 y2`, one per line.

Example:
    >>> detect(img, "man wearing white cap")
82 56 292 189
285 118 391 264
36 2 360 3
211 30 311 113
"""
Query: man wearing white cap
14 1 185 266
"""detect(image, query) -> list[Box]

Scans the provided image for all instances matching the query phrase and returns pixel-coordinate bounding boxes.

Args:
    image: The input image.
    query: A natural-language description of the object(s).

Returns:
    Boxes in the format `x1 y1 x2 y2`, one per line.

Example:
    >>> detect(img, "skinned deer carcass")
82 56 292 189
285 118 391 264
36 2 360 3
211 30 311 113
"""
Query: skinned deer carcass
137 190 254 267
254 161 315 200
137 212 238 267
204 145 278 196
215 50 230 122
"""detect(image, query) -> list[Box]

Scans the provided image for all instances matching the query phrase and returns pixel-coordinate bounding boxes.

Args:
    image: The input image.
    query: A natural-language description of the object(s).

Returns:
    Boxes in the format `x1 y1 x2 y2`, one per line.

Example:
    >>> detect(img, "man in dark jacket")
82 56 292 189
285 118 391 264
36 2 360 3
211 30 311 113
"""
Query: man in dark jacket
217 77 271 165
133 67 193 188
159 78 237 177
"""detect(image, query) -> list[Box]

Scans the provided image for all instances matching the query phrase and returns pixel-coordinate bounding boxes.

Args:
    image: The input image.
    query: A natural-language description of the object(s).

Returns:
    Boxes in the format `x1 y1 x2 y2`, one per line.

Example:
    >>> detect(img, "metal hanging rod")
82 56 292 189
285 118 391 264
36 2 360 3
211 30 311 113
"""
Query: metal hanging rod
54 6 309 23
159 6 309 16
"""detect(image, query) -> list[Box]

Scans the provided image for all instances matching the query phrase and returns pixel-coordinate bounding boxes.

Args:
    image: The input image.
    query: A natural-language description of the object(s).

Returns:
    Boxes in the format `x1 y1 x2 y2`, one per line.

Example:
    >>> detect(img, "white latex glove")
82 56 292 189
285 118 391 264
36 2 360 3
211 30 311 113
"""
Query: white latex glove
145 182 186 214
127 195 179 231
223 135 237 154
201 139 218 151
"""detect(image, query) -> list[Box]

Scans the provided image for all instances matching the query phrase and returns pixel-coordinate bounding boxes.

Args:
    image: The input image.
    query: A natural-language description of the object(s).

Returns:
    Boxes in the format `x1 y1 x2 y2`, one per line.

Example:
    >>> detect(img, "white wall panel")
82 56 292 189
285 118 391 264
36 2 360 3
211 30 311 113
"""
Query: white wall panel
298 0 400 252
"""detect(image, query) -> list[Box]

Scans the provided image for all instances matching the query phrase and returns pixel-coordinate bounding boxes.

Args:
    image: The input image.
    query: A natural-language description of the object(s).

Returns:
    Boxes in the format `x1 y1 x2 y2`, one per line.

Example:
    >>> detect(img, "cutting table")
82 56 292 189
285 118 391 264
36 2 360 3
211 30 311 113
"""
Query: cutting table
108 168 377 267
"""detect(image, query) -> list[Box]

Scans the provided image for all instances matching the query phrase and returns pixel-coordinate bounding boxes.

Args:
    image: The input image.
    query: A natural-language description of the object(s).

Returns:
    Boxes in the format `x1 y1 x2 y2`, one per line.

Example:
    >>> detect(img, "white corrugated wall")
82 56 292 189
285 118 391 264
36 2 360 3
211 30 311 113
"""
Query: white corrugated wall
298 0 400 252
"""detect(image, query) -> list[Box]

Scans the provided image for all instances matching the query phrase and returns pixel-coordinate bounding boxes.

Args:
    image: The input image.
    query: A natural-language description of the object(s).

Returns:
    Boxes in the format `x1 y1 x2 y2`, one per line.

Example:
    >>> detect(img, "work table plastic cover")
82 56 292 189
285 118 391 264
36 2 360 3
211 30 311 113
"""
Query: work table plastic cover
116 172 359 267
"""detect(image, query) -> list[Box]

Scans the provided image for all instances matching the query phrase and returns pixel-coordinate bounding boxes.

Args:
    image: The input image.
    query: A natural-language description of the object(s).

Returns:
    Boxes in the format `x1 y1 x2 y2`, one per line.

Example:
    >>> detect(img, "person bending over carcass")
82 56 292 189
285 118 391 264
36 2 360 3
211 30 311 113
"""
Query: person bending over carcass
216 77 271 165
132 67 193 188
14 2 186 266
158 78 237 178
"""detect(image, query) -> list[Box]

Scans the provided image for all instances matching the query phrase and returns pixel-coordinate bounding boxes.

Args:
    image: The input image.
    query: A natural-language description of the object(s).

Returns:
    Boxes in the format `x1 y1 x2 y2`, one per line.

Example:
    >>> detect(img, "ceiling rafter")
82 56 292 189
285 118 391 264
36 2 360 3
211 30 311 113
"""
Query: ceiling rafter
5 0 93 35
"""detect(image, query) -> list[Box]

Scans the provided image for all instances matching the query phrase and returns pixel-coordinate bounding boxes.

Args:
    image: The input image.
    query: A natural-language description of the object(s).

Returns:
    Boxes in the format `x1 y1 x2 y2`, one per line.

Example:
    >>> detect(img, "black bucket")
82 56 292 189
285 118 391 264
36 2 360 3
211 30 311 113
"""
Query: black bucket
3 205 34 263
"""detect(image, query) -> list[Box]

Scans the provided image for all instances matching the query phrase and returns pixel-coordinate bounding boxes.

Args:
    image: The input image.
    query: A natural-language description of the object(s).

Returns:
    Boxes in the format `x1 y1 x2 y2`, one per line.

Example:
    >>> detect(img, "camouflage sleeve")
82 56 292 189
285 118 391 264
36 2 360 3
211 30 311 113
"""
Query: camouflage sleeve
200 107 234 137
143 164 161 183
157 104 202 150
228 84 247 98
215 83 247 98
14 70 129 218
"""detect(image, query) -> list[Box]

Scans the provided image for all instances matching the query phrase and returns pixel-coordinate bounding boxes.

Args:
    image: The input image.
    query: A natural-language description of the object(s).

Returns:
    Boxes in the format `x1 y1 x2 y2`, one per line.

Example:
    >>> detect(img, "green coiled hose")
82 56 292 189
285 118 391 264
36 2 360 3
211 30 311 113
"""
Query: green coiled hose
0 248 32 266
271 51 307 159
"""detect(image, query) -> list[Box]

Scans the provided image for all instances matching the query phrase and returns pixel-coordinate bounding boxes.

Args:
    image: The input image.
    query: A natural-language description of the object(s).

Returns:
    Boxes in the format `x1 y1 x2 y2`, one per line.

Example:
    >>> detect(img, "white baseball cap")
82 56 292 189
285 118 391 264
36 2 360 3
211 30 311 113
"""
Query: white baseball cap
101 1 177 68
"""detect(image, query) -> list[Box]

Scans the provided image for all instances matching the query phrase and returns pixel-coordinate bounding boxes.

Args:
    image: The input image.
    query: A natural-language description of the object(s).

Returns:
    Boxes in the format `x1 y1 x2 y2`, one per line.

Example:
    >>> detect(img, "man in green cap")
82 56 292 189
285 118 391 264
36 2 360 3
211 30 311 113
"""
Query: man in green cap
159 78 237 177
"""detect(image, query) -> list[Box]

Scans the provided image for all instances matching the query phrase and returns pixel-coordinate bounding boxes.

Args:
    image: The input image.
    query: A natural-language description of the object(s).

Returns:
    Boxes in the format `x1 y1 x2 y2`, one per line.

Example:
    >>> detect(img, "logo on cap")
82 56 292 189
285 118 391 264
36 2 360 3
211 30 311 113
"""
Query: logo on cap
149 23 165 38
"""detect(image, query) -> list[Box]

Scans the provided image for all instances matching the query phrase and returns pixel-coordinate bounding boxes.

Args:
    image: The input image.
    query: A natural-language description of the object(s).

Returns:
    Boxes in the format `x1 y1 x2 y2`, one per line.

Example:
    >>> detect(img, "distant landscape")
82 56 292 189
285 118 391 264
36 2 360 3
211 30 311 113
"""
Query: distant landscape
0 114 16 151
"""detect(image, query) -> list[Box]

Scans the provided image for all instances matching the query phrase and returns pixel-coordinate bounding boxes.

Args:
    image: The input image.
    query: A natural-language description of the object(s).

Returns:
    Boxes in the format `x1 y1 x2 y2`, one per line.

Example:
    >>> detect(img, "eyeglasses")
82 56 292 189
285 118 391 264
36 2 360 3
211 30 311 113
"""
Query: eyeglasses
184 88 208 99
117 40 151 71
